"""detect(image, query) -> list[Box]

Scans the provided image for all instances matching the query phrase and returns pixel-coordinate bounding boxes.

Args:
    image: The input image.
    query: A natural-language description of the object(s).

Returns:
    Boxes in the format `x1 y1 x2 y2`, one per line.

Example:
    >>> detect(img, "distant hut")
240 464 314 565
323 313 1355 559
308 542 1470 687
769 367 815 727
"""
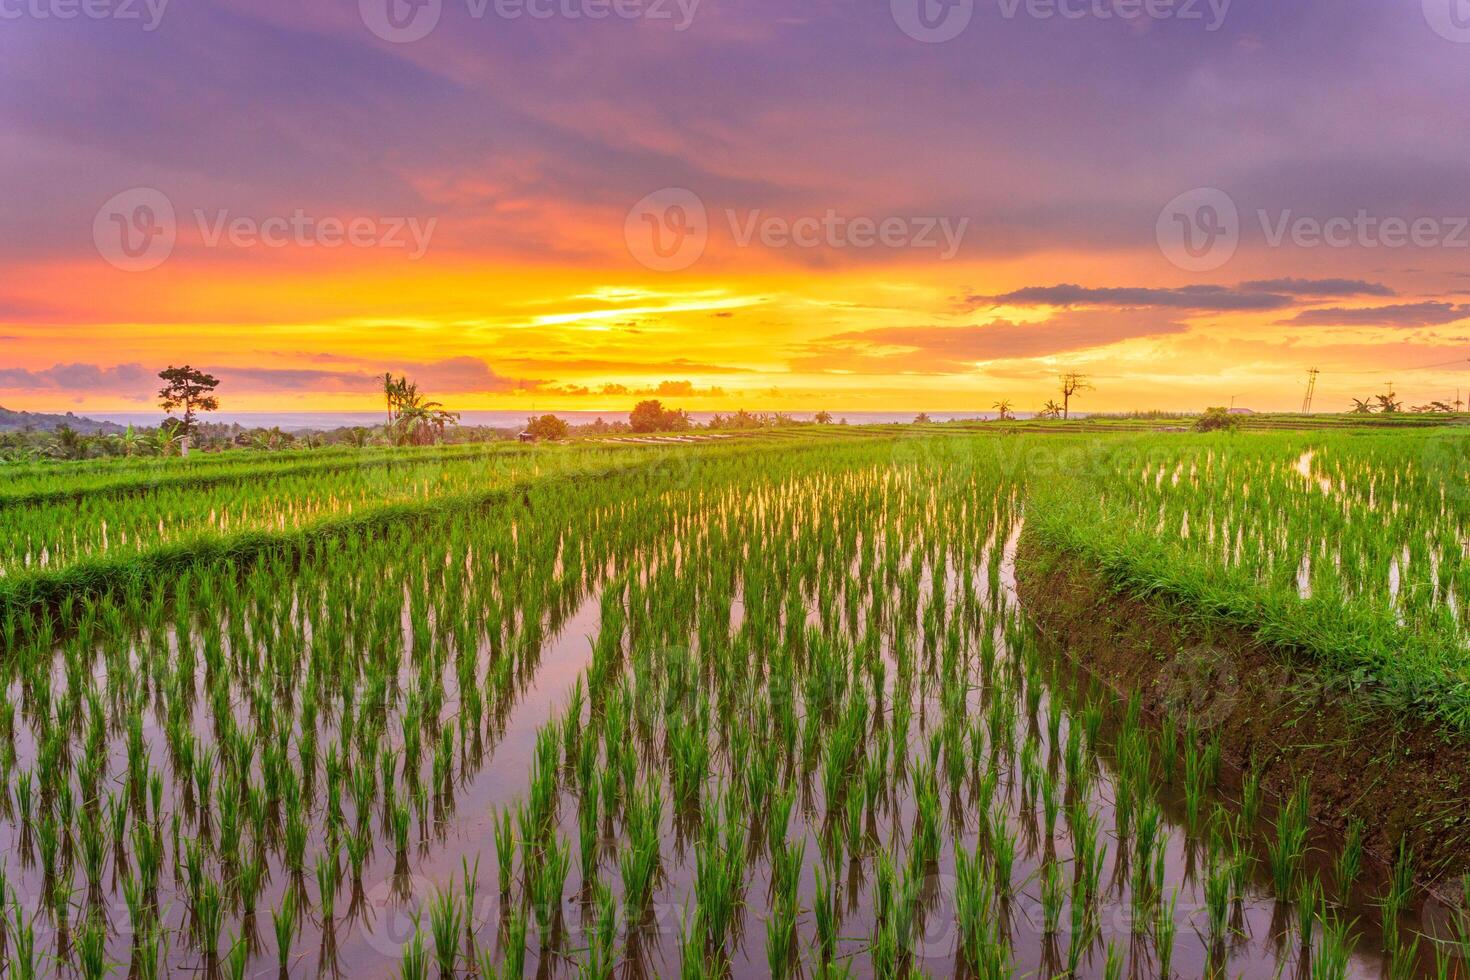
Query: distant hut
518 431 536 443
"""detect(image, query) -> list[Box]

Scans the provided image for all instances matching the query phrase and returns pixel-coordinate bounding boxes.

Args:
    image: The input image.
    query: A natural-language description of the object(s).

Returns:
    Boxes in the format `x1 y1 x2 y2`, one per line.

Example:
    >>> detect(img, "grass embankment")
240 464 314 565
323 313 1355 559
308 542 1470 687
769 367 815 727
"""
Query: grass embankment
1019 427 1470 887
1026 496 1470 731
1017 540 1470 887
1025 430 1470 734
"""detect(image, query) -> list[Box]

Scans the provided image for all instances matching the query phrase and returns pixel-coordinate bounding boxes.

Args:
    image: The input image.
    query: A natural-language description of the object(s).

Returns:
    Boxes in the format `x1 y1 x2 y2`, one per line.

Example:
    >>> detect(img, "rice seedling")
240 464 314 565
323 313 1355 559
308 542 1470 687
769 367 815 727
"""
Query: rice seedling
1155 889 1178 978
989 811 1016 896
1388 934 1421 980
1041 860 1066 934
1380 838 1416 950
618 826 659 915
1297 874 1322 951
1312 901 1356 980
1268 781 1311 899
272 889 297 974
764 897 799 979
584 879 618 980
1205 857 1233 944
399 920 430 980
1183 737 1206 831
429 886 463 978
532 836 571 949
75 909 109 980
494 807 515 896
1334 818 1364 902
503 907 528 979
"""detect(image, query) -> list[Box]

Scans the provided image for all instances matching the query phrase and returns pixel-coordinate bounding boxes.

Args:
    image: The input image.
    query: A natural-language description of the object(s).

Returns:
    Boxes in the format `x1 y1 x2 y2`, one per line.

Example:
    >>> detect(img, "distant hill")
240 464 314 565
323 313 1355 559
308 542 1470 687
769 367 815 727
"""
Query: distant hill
0 406 127 435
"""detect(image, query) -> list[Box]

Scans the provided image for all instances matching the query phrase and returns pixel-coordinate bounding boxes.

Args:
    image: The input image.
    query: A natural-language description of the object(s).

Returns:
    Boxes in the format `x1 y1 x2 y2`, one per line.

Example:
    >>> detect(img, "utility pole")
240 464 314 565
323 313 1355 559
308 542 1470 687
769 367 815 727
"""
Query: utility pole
1300 368 1320 414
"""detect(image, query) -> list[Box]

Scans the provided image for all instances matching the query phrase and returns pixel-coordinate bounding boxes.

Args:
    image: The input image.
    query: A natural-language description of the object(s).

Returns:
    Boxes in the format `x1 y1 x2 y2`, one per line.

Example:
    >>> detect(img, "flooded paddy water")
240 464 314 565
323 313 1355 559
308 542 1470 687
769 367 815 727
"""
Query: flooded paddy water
0 441 1463 978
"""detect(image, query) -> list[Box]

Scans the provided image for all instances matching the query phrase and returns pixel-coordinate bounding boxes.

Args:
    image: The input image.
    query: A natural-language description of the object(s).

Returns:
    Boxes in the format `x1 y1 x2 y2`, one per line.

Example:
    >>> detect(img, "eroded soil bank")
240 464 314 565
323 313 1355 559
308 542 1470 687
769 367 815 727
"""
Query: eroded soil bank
1016 531 1470 897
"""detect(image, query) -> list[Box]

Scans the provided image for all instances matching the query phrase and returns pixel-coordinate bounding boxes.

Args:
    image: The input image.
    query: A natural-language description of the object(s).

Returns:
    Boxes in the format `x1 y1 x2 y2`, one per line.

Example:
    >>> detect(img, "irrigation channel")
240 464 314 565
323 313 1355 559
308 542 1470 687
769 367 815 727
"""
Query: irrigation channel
0 437 1463 978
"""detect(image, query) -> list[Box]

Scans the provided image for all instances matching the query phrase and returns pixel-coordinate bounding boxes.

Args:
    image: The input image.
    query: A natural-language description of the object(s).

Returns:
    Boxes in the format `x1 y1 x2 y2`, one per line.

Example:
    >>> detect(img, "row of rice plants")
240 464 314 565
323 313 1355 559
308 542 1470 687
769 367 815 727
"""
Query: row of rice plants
0 442 539 509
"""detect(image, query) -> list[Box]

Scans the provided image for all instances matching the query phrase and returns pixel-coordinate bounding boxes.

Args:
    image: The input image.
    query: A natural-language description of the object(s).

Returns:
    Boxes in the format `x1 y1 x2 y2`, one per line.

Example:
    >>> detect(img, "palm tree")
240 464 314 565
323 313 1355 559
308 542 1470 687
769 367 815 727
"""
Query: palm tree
49 425 86 460
1376 392 1402 414
395 402 458 445
1037 400 1064 420
992 399 1016 421
1349 398 1374 415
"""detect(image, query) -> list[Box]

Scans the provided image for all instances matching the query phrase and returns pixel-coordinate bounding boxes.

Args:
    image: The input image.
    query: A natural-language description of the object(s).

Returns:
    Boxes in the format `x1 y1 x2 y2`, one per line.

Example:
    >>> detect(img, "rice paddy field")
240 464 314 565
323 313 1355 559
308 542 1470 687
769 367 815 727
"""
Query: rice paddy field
3 425 1470 978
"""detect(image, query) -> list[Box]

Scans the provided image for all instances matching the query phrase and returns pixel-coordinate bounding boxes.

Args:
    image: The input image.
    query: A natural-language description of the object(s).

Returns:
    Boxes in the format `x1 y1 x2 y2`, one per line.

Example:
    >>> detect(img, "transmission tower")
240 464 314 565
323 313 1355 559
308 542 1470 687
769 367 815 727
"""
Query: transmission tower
1300 368 1320 414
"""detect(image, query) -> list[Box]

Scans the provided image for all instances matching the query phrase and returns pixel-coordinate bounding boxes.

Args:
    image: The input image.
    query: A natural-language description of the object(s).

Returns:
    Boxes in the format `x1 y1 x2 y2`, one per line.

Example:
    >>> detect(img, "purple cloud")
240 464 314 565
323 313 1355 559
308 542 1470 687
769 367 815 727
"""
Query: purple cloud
1236 278 1396 298
1284 303 1470 328
980 284 1295 312
0 362 154 391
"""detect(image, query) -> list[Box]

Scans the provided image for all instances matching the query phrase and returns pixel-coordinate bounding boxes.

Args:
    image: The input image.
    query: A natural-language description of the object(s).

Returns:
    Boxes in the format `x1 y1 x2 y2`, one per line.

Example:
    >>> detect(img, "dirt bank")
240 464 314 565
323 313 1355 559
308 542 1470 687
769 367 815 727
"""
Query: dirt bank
1016 531 1470 896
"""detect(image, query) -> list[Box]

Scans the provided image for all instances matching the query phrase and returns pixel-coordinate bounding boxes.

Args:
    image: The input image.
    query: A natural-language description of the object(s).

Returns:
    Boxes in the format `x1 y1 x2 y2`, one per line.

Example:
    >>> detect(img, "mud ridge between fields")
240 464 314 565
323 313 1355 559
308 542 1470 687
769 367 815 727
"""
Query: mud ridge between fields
1016 529 1470 900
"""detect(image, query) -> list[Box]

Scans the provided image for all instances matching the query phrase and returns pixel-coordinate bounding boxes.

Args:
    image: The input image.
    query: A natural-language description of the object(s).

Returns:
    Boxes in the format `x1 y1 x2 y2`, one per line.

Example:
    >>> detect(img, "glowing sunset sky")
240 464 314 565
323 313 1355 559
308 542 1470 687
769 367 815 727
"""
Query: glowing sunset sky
5 0 1470 414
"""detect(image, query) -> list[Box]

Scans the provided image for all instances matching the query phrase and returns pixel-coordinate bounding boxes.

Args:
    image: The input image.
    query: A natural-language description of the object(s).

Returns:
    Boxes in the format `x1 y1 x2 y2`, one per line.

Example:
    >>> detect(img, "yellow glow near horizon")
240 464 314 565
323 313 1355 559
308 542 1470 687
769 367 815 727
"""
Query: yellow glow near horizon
6 242 1470 416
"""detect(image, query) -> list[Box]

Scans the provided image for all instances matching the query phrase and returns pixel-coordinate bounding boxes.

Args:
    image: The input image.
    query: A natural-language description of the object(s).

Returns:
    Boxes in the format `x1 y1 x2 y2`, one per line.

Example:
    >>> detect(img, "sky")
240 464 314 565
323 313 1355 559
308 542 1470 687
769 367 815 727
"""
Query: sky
4 0 1470 415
